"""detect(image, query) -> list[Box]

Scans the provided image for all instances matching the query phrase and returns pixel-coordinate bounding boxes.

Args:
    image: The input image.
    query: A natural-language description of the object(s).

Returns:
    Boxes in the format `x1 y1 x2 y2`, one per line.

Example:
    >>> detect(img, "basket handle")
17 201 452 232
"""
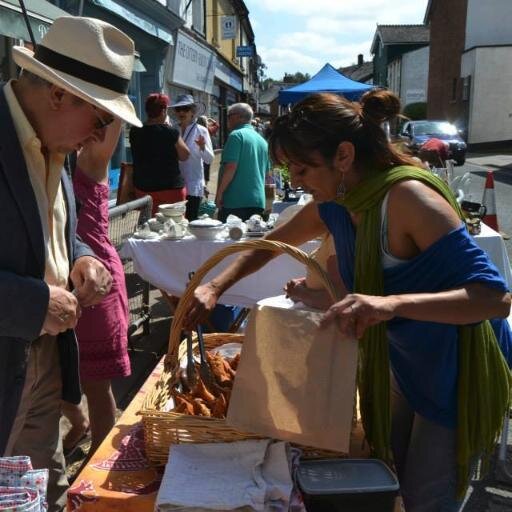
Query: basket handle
167 239 340 365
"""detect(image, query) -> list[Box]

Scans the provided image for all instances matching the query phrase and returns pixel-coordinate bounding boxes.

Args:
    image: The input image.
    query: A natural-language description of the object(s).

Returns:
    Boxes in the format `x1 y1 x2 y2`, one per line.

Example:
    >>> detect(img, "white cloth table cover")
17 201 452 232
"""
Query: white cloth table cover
271 200 297 214
476 222 512 289
120 236 320 307
120 222 512 307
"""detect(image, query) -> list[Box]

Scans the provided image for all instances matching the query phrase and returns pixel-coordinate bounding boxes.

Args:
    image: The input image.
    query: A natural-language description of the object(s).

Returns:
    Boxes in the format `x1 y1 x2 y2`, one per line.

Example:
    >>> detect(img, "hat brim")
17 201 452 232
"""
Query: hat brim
170 102 206 117
13 46 142 127
169 100 196 108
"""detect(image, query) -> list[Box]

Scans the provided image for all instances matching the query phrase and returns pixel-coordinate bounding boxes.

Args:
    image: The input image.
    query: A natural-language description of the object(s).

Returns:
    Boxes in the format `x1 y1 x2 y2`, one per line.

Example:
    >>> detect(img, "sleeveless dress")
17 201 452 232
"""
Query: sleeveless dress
73 168 131 380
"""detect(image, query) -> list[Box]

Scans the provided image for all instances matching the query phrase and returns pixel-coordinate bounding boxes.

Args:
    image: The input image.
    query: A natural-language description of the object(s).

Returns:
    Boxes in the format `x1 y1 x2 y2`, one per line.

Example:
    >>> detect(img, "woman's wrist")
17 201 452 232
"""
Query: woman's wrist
208 280 223 298
388 294 410 319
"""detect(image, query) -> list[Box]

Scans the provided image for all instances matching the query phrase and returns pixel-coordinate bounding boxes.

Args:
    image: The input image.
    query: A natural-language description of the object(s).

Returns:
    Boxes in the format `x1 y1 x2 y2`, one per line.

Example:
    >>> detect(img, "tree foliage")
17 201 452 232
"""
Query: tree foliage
261 77 275 90
282 72 311 84
402 102 427 121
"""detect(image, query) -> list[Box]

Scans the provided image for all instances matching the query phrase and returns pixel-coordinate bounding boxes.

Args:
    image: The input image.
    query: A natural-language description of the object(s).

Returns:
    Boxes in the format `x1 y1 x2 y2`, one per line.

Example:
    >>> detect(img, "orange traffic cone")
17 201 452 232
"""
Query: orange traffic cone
482 170 499 231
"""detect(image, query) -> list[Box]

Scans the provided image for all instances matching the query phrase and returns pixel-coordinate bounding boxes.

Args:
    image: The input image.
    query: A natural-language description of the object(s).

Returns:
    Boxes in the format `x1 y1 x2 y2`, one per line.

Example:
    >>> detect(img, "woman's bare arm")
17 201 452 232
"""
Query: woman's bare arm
184 202 327 327
321 181 510 338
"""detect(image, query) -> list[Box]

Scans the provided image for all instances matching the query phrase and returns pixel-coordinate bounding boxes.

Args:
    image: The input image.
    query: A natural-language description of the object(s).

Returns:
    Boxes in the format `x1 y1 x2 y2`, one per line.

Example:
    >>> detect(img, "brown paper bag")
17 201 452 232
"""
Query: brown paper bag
227 296 358 453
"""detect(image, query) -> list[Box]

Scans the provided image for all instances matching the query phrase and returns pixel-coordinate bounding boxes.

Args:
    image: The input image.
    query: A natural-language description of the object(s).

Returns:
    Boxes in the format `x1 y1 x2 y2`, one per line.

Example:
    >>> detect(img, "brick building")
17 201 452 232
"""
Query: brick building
425 0 512 145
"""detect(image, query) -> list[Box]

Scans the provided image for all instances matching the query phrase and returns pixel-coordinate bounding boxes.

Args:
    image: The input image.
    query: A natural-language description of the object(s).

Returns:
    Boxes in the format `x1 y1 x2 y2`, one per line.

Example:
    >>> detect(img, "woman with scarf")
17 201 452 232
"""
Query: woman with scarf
183 90 512 511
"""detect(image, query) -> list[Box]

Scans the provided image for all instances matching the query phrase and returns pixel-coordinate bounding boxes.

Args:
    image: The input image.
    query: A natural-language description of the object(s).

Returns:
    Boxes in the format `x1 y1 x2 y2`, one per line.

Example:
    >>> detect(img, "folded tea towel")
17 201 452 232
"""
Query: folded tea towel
0 456 48 511
0 486 40 512
155 440 295 511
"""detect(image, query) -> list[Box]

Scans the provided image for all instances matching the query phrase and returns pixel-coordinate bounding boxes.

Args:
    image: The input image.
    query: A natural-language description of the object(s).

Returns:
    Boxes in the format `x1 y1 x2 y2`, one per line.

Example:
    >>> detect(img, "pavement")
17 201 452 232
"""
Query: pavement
466 152 512 171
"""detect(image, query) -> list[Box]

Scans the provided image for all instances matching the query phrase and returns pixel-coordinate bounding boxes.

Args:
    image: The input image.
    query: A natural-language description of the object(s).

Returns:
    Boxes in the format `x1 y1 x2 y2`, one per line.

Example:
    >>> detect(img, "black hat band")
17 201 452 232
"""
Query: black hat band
34 45 130 94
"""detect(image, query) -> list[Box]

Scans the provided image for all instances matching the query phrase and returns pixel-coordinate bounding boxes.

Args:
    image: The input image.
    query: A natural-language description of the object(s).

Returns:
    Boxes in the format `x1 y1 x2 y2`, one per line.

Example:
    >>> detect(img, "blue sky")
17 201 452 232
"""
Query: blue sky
244 0 429 80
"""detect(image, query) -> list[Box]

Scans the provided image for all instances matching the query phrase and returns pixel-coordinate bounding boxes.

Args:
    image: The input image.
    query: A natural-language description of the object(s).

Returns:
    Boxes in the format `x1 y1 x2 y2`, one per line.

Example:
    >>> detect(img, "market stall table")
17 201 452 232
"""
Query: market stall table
474 222 512 288
66 223 512 511
120 222 512 304
67 359 165 512
120 236 321 307
65 358 395 511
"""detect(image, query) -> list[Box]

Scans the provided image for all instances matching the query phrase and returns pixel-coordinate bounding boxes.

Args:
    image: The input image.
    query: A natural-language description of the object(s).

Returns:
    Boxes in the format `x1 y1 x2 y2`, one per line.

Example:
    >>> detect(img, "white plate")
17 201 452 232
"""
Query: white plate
211 342 242 358
160 233 185 240
132 231 160 240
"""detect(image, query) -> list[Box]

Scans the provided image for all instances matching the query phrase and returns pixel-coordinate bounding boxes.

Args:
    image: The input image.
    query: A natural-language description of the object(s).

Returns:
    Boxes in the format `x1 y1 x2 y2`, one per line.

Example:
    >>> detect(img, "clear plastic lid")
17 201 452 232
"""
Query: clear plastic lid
297 459 399 495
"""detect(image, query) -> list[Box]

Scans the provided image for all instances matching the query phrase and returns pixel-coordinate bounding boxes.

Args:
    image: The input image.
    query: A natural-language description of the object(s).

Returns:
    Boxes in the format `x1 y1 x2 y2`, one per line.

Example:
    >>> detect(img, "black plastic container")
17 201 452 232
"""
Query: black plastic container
297 458 399 512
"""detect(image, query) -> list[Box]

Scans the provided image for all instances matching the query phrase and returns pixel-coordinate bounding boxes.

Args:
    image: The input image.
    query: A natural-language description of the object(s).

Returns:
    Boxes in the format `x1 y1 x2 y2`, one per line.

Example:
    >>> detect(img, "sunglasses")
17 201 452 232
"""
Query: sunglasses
92 105 115 130
174 106 192 113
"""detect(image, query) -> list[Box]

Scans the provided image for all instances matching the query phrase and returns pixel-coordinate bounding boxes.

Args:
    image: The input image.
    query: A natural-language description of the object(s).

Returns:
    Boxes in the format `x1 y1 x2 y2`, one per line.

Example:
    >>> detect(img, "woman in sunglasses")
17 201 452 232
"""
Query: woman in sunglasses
171 95 214 221
129 93 190 215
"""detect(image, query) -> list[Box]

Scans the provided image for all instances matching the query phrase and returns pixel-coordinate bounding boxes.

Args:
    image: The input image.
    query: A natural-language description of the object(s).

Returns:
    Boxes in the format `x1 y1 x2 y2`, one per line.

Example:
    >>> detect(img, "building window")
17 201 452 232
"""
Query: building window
192 0 205 35
462 75 471 101
451 77 458 101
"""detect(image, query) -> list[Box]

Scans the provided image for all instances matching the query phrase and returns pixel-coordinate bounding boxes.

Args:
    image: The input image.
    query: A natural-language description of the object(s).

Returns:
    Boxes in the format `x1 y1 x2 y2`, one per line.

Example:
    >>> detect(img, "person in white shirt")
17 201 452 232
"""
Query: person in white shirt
171 95 214 220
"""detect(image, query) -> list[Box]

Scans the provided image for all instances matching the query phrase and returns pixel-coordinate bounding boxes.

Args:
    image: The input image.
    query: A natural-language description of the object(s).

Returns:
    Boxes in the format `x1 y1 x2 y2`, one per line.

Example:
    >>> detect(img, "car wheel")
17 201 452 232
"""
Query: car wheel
455 158 465 166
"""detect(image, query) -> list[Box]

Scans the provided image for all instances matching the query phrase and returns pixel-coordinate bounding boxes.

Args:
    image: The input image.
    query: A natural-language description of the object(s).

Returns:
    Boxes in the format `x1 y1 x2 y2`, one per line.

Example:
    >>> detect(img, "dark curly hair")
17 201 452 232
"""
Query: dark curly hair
269 89 417 173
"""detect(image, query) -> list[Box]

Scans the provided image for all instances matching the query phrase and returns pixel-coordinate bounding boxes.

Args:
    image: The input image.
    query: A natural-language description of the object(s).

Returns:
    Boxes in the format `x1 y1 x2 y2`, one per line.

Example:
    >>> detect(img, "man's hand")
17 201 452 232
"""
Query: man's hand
43 285 81 335
70 256 112 307
215 193 223 209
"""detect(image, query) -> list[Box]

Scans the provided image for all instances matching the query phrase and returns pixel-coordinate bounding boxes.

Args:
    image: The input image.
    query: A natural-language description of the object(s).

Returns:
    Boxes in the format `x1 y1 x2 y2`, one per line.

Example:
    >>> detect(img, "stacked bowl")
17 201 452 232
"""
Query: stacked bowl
158 201 187 223
188 218 225 240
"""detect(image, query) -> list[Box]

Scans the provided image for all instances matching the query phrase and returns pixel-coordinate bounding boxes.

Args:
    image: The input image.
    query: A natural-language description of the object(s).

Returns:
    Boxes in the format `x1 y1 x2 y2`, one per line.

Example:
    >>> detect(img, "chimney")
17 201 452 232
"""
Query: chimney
357 54 364 66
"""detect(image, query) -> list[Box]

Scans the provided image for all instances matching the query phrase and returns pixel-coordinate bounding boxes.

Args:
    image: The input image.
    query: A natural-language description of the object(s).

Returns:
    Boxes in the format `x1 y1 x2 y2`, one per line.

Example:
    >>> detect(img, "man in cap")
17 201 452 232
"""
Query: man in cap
216 103 270 222
0 16 142 510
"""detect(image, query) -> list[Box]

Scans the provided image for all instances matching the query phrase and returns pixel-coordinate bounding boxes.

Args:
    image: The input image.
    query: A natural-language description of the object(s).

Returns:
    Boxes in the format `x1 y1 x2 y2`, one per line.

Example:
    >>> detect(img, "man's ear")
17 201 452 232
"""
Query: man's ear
48 85 67 111
334 141 355 172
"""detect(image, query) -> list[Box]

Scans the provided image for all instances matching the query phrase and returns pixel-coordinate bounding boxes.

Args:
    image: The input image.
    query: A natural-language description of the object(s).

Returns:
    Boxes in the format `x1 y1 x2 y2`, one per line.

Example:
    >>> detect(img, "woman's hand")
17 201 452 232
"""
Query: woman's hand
320 293 399 339
183 282 220 329
195 134 206 151
284 278 333 310
77 118 122 181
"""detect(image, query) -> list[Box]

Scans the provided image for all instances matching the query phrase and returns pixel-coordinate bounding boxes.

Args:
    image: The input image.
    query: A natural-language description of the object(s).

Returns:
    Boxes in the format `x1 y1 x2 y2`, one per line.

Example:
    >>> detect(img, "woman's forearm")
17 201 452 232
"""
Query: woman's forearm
392 283 511 324
210 250 276 297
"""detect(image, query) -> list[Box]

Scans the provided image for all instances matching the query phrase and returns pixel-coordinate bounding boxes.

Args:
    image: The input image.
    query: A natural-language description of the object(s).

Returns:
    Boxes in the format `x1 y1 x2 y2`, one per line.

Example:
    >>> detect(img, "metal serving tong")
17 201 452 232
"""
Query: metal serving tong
184 326 216 392
196 324 217 391
185 331 197 389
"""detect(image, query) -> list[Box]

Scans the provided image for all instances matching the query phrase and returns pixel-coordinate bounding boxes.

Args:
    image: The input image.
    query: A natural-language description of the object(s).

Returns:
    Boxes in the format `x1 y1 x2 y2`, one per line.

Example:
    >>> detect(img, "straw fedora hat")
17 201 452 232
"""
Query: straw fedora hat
12 16 142 127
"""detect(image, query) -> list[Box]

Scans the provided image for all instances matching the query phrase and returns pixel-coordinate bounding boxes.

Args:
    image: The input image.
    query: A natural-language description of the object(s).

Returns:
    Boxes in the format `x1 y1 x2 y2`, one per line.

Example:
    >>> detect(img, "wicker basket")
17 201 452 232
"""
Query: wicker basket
140 239 340 465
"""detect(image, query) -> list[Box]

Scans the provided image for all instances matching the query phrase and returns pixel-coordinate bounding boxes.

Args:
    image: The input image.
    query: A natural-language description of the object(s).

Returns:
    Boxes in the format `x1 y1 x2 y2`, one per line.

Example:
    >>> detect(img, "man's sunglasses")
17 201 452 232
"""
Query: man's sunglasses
92 105 115 130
